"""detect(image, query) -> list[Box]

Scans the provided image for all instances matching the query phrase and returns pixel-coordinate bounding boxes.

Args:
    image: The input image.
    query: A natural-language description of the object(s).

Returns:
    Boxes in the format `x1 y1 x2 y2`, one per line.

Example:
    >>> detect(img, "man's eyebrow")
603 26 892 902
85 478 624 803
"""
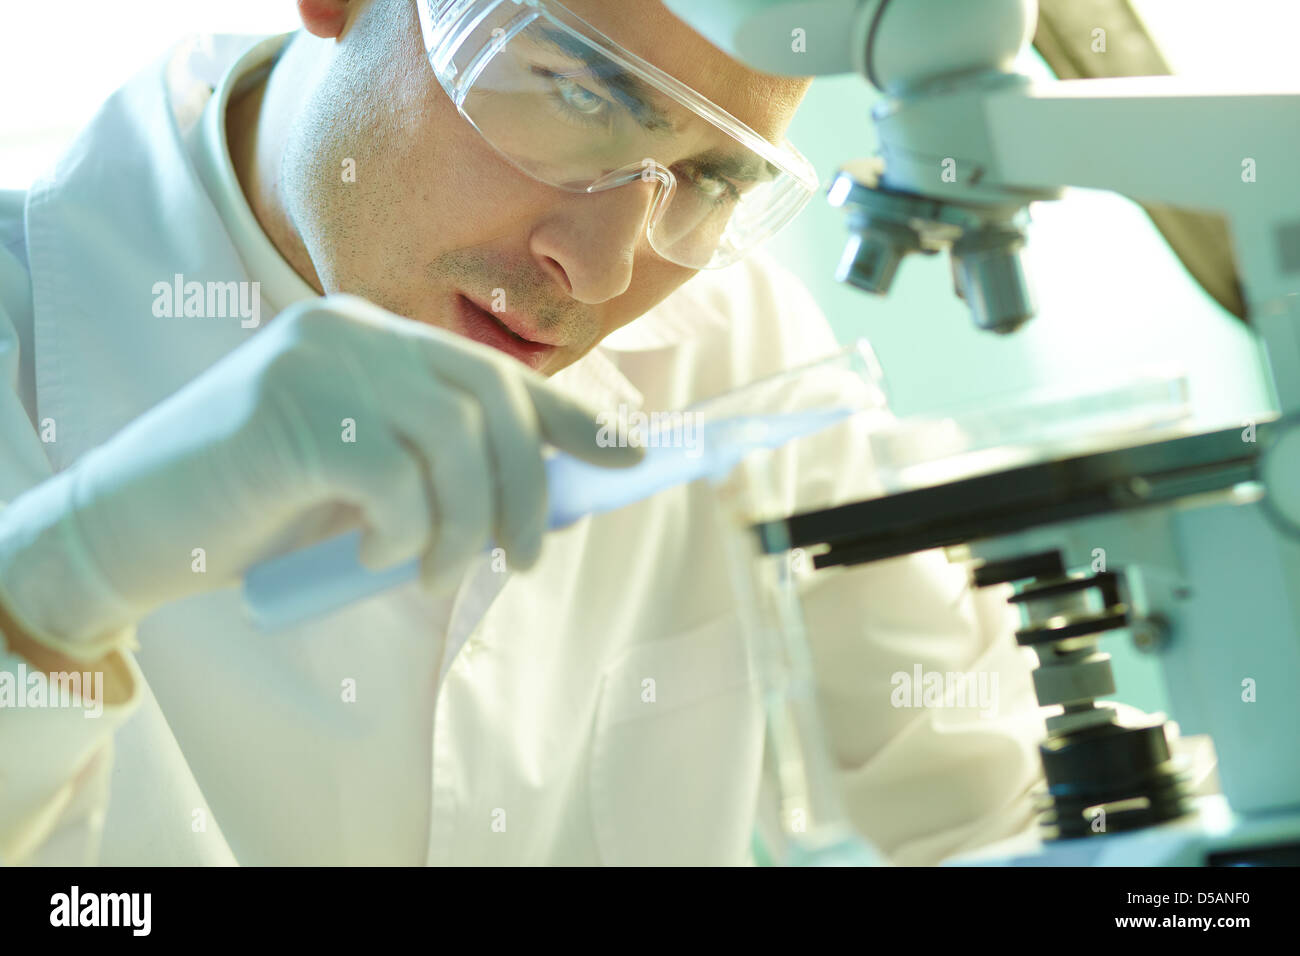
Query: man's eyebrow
534 25 677 133
690 149 780 185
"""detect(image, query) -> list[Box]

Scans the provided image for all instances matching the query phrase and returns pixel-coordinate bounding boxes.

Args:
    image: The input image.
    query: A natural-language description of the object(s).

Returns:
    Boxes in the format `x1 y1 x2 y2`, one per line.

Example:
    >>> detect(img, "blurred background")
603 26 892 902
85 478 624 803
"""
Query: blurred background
3 0 1297 714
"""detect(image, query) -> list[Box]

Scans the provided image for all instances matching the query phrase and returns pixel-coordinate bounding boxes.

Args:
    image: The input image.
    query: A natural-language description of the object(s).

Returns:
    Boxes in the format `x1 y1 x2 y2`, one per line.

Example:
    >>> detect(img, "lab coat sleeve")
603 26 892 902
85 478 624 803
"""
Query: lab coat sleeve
730 254 1047 865
0 192 144 865
797 554 1045 865
0 629 143 865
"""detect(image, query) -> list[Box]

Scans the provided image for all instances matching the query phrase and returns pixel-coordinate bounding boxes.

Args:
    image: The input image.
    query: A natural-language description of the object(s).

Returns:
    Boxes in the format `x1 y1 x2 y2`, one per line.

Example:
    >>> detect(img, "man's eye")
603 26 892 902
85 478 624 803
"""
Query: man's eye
552 74 606 115
695 176 731 200
530 66 611 121
676 164 741 204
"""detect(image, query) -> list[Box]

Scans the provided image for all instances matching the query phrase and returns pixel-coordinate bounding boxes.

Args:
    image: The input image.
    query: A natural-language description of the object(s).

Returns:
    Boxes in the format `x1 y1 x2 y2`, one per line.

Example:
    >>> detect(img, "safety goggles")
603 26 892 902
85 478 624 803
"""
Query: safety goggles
416 0 819 269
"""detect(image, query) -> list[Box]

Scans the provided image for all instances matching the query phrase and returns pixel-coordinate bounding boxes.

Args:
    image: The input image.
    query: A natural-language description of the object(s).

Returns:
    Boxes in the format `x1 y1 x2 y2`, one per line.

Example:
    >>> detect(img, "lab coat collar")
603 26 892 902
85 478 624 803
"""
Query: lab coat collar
190 34 318 311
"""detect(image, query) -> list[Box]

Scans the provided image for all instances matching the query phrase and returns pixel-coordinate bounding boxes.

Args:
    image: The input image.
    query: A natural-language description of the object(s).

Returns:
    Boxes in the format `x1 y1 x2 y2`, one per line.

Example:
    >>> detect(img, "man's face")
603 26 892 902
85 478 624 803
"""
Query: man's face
281 0 810 375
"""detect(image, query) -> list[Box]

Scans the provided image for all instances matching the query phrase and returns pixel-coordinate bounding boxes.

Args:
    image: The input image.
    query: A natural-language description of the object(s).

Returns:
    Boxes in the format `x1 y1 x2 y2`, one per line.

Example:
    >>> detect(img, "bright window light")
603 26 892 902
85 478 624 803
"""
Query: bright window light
0 1 301 188
1131 0 1300 83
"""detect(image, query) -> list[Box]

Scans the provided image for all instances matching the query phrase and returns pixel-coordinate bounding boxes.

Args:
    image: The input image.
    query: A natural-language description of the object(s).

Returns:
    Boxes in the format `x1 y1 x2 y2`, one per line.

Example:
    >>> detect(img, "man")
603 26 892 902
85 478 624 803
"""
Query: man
0 0 1045 865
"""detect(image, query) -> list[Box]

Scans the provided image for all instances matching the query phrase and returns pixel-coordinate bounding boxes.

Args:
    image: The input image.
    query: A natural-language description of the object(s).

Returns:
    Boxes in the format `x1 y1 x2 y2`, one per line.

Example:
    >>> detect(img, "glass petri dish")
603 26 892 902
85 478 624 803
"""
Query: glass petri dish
867 365 1195 494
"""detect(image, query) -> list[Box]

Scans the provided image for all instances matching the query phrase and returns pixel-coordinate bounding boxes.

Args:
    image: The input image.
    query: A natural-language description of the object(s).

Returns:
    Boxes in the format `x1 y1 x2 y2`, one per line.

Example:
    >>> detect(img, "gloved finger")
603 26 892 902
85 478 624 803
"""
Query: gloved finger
522 379 646 468
321 427 436 570
407 389 495 594
413 353 547 570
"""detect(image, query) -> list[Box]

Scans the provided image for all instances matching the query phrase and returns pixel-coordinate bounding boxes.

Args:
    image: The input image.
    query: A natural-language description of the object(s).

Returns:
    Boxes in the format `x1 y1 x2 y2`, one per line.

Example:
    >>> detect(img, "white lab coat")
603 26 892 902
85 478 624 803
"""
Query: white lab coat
0 33 1048 866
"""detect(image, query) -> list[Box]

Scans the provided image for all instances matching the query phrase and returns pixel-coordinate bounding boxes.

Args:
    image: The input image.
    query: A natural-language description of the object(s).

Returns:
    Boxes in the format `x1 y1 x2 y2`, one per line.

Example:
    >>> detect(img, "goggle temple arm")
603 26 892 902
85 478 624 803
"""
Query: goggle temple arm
586 161 677 198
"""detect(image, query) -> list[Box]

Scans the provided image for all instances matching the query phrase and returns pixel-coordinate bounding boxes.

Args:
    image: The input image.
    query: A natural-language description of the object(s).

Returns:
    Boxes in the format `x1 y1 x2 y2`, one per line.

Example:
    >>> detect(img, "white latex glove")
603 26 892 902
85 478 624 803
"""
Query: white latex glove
0 294 640 651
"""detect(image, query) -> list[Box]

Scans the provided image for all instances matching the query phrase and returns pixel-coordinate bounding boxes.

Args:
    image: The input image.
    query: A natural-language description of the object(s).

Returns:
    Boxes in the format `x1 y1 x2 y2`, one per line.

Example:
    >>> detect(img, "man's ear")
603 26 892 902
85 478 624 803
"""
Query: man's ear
297 0 353 39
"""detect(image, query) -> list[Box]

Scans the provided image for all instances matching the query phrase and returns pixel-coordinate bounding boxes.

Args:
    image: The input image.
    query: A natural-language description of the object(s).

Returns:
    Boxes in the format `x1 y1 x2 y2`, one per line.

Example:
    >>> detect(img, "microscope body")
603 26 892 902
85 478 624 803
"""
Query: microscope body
666 0 1300 863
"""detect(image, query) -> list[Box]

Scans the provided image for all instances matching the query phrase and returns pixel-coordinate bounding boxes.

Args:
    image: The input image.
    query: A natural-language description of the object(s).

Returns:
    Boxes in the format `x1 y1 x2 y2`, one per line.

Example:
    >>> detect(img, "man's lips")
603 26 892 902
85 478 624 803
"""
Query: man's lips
453 293 558 369
460 293 559 346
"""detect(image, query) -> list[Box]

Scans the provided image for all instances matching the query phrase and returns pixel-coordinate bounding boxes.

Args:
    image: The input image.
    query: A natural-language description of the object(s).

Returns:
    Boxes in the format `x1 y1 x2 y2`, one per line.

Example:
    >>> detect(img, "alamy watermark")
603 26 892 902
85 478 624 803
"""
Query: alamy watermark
50 886 150 936
596 404 702 456
0 662 105 719
152 273 260 328
890 664 999 718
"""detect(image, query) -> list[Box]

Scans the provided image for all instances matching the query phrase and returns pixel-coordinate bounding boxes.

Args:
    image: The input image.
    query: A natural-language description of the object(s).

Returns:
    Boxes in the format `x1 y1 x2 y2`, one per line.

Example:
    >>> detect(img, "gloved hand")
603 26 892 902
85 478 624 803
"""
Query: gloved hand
0 294 640 650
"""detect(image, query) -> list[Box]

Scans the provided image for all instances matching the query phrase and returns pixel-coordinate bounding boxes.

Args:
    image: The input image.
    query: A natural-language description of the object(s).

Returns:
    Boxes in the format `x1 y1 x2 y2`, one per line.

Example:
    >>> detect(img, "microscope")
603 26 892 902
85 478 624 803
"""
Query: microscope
665 0 1300 865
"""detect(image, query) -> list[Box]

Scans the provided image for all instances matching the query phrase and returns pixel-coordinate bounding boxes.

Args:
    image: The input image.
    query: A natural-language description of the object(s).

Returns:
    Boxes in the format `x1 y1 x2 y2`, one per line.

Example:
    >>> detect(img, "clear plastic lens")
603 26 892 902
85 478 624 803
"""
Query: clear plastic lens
420 0 817 269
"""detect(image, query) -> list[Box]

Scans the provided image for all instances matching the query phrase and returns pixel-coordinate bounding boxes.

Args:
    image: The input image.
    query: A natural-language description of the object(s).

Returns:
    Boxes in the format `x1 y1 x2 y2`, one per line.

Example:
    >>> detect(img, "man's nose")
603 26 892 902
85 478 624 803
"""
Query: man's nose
528 179 662 303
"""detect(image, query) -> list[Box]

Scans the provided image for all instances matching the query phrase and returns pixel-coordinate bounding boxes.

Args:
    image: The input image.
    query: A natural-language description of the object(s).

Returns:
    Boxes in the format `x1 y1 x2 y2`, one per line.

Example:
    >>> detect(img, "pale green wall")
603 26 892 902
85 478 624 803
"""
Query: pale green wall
765 54 1272 716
